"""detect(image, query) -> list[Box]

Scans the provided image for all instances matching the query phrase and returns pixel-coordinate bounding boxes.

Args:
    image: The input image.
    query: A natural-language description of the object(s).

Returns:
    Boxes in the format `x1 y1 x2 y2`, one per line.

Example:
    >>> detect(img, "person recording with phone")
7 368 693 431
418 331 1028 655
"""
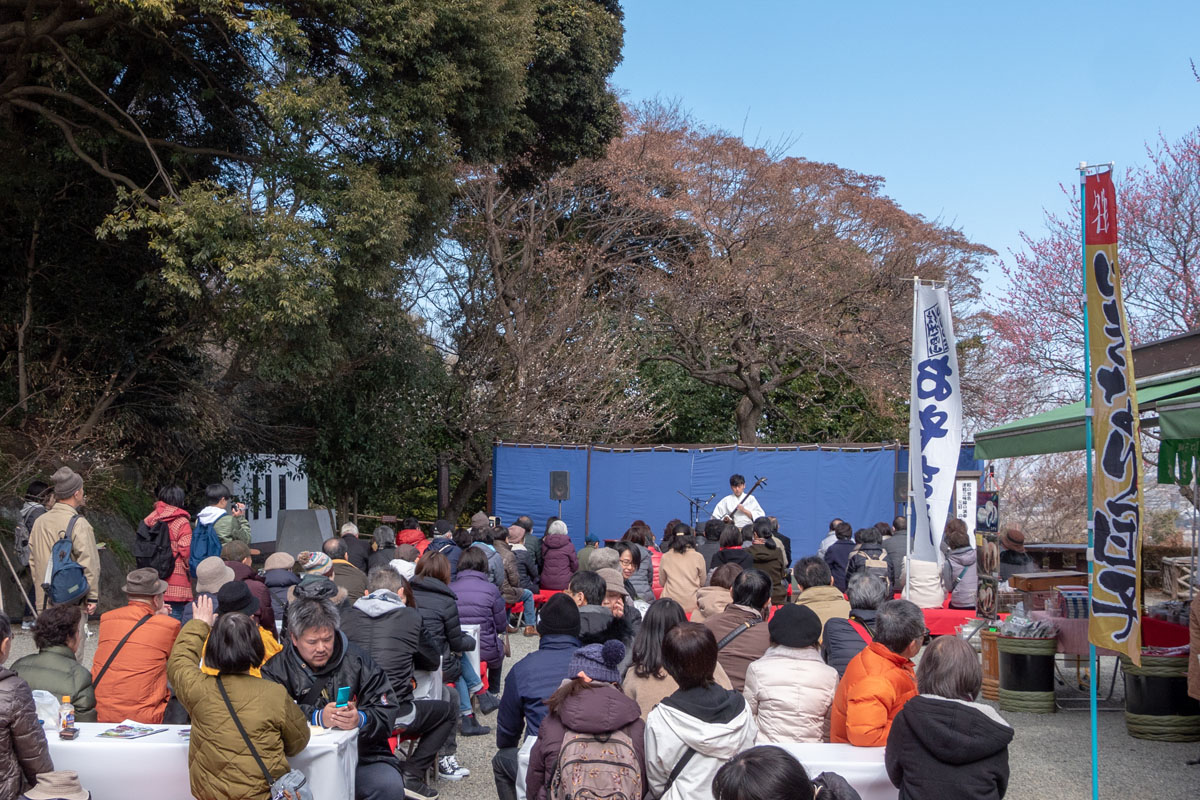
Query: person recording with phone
197 483 253 546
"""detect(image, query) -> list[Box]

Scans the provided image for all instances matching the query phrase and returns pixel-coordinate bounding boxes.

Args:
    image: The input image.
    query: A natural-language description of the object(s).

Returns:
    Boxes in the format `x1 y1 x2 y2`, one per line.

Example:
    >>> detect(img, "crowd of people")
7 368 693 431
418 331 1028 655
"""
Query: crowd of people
1 469 1025 800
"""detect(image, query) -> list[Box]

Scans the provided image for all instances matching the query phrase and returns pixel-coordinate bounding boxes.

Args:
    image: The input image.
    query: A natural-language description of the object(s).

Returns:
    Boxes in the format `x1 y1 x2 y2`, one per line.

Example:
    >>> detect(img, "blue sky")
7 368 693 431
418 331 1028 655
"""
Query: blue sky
611 2 1199 301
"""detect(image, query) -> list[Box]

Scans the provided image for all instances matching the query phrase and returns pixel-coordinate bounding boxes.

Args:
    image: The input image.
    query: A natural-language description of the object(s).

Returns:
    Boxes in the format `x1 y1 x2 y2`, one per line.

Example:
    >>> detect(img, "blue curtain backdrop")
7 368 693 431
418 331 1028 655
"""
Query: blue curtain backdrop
491 444 981 557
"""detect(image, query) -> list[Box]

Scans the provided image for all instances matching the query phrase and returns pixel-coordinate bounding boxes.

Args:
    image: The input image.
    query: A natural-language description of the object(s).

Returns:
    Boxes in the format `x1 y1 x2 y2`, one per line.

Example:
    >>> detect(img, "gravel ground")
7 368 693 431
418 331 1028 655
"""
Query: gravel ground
8 626 1197 800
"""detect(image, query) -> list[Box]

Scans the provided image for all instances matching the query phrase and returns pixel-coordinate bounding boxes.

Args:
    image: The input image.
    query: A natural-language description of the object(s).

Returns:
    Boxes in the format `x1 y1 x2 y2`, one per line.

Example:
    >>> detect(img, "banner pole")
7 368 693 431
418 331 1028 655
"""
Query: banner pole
1079 162 1100 800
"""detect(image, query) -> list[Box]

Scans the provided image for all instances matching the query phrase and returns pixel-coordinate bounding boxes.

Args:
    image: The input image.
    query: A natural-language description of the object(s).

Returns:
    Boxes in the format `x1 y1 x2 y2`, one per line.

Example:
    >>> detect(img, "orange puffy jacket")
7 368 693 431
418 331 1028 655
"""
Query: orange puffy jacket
830 640 917 746
91 603 181 724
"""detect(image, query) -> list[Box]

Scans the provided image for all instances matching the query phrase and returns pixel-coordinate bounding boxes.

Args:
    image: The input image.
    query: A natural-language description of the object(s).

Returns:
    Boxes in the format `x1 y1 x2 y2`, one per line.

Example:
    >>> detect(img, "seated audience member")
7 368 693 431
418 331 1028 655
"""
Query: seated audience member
711 745 863 800
395 517 430 555
693 563 742 622
660 525 707 614
451 547 508 700
292 551 350 605
845 526 893 594
200 581 283 677
942 519 979 610
514 515 542 572
262 594 421 800
539 520 579 592
823 573 891 677
793 556 850 641
884 515 909 591
624 598 732 719
12 604 95 722
340 521 372 572
697 519 724 569
576 530 601 572
710 523 755 572
830 599 924 747
823 521 856 592
322 537 368 599
195 555 235 601
367 525 398 571
169 596 310 800
743 604 838 744
644 623 758 800
997 524 1038 581
526 641 647 800
768 517 792 566
493 594 583 800
263 551 299 625
396 544 421 564
89 567 183 723
586 546 635 597
506 524 541 592
747 518 788 605
221 540 275 633
493 527 537 634
342 566 456 793
0 615 55 799
702 568 772 692
816 518 843 560
620 528 657 602
426 520 463 578
567 571 638 673
886 635 1012 800
468 514 506 588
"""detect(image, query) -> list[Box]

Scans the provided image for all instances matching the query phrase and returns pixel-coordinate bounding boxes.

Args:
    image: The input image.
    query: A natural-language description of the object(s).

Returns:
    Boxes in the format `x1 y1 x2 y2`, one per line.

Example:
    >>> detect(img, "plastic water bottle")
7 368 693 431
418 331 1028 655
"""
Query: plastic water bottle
59 696 75 730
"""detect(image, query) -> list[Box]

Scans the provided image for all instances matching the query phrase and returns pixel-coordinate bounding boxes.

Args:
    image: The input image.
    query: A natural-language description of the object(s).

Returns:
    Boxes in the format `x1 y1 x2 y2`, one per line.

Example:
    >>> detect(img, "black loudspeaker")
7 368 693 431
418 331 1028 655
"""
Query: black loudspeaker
893 472 908 503
550 471 570 501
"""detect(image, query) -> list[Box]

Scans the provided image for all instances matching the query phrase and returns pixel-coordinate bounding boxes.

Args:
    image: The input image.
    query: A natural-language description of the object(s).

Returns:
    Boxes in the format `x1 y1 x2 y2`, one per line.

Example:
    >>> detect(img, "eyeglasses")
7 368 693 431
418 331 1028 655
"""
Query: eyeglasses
922 628 932 646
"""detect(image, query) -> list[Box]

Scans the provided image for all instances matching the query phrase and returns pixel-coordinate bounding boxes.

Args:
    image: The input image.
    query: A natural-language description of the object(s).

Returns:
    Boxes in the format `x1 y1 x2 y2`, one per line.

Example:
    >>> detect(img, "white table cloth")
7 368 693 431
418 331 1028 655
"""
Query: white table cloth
775 742 897 800
47 723 358 800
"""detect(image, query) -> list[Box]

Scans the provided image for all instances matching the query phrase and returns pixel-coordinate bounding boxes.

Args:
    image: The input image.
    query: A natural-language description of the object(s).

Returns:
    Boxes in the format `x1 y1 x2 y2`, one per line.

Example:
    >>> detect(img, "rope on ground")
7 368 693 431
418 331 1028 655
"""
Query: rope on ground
1123 711 1200 742
997 688 1056 713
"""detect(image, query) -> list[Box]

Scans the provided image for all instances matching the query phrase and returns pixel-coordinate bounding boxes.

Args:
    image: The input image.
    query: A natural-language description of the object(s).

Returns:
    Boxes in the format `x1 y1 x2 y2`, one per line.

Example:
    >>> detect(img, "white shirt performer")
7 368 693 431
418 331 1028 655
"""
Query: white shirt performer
711 474 765 528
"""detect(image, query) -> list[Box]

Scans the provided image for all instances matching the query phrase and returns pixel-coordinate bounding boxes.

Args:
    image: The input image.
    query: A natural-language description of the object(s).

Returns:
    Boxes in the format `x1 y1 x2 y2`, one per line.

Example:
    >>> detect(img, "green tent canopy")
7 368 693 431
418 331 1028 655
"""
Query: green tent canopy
972 375 1200 459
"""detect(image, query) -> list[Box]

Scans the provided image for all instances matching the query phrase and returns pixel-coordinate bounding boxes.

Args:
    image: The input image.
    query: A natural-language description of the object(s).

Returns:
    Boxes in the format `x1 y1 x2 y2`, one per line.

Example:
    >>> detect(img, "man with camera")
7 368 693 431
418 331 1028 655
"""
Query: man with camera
198 483 253 545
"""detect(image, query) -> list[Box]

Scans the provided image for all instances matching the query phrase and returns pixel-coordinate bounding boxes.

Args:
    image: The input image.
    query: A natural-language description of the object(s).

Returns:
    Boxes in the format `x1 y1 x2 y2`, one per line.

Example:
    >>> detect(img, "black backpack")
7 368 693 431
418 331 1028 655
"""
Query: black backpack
134 518 176 579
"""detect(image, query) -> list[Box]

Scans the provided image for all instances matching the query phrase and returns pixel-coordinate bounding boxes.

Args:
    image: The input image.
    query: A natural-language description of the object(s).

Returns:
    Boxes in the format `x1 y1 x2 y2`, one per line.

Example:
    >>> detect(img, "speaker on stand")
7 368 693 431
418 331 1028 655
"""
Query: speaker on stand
550 471 570 518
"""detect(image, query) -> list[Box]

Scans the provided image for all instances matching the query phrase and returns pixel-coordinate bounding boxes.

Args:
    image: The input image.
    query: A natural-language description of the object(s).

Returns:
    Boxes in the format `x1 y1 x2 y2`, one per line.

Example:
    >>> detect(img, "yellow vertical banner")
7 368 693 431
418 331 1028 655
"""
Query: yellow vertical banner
1084 170 1143 665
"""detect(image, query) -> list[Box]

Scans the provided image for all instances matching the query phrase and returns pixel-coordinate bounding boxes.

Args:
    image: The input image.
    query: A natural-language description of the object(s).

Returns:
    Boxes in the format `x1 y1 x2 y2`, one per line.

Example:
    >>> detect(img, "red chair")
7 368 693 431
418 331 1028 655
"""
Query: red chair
533 589 561 606
479 661 489 692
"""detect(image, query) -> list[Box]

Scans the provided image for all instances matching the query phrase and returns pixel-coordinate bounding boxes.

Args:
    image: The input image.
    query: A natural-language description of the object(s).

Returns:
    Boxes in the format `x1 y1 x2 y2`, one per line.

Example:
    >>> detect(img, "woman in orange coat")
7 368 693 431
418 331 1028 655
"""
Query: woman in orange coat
830 599 925 747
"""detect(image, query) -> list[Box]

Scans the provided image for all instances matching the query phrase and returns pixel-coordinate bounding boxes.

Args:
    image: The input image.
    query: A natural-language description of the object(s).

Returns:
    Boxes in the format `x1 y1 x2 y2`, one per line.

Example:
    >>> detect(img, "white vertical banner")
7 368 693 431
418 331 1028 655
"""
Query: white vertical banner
908 283 962 563
956 479 977 540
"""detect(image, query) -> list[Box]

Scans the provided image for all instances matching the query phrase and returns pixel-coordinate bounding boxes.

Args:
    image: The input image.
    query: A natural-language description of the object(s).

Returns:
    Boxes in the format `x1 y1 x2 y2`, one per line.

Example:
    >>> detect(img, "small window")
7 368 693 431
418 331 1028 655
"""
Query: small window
265 476 272 520
251 475 260 521
279 474 287 511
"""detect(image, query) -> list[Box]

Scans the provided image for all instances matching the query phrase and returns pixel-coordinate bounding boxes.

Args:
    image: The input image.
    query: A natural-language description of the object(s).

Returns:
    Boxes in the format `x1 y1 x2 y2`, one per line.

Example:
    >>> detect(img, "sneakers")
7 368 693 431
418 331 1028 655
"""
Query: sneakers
523 625 538 637
21 620 35 631
459 713 491 736
473 689 501 716
402 775 438 800
438 755 470 781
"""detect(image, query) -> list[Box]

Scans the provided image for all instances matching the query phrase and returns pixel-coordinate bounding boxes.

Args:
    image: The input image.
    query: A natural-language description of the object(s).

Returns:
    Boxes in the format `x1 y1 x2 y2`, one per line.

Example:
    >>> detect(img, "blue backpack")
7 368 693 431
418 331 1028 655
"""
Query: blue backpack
43 516 89 607
188 512 226 578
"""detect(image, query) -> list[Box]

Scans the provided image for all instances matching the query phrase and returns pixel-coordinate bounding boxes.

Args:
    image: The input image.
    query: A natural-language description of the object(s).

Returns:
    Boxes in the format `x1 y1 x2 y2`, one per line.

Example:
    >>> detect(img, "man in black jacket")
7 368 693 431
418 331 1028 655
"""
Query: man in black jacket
263 587 443 800
822 572 890 677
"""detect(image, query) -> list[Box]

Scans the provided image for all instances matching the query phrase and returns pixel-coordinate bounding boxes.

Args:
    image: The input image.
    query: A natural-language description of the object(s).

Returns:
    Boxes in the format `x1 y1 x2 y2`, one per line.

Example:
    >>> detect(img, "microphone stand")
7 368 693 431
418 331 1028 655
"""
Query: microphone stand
677 491 716 531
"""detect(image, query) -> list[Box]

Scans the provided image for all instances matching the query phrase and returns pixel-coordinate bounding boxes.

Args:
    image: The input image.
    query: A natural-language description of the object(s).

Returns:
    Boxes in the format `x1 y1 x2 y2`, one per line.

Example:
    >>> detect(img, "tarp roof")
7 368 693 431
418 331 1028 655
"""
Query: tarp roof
1159 392 1200 441
973 375 1200 459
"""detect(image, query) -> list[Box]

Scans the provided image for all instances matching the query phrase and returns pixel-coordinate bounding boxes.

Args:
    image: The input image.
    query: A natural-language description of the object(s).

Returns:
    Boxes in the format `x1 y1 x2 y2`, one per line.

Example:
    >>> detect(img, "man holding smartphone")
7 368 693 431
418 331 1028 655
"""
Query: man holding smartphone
197 483 252 546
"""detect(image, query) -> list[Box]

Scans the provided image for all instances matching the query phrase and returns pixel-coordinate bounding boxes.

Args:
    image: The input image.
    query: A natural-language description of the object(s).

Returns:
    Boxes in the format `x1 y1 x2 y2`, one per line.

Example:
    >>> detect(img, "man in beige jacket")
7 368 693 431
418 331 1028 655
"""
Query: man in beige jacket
792 556 850 644
28 467 101 623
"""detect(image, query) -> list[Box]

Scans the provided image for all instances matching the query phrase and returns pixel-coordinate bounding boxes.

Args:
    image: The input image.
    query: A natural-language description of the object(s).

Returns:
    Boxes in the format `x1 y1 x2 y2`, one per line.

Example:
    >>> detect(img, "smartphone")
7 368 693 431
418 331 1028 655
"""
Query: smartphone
335 686 351 708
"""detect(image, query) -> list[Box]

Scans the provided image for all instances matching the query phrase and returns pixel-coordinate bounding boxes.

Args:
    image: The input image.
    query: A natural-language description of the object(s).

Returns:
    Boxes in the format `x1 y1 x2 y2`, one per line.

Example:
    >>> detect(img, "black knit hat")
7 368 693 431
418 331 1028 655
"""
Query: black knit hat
537 593 581 638
215 580 259 617
768 603 822 648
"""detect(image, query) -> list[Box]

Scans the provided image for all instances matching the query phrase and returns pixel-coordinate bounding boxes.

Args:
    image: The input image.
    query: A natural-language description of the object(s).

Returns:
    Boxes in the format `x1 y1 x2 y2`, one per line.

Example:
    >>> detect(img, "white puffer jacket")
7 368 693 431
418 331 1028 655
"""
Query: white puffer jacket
743 644 839 743
644 686 758 800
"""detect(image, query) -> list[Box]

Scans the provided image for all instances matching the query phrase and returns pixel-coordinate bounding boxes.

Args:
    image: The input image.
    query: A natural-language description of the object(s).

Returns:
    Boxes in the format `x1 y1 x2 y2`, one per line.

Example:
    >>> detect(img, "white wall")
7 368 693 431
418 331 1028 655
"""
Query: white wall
226 455 308 544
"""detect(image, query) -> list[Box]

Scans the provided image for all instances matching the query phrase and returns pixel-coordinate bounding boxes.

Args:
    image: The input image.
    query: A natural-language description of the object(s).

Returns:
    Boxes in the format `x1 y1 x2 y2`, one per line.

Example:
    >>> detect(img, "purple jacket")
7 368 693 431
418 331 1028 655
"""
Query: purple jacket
450 569 507 665
540 533 578 591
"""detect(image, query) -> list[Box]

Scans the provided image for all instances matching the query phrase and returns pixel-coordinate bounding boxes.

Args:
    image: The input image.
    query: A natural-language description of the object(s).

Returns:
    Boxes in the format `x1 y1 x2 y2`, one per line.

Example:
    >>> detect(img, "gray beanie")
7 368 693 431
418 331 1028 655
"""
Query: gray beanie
51 466 83 499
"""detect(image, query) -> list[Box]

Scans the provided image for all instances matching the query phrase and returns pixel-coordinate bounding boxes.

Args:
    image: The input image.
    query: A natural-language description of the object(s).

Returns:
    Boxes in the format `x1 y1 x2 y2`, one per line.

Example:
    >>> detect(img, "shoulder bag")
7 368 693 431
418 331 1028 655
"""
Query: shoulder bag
217 676 313 800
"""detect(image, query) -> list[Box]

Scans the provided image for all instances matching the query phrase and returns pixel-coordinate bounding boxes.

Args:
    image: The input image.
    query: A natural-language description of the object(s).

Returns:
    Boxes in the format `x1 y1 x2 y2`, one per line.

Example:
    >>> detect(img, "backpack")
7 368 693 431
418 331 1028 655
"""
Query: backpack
853 546 892 593
135 517 176 579
13 506 38 568
188 512 226 578
549 728 642 800
42 516 89 607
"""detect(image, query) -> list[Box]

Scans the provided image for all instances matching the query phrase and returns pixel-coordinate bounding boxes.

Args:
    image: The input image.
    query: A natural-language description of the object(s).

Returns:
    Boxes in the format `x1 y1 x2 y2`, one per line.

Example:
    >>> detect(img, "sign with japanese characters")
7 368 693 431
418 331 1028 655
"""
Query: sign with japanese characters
908 284 962 562
1084 169 1143 665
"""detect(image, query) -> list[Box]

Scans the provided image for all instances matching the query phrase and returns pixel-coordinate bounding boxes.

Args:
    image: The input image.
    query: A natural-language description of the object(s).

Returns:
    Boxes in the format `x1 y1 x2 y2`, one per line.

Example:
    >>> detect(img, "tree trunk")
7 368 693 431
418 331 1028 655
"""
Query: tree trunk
17 221 37 418
446 467 489 524
735 395 763 443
